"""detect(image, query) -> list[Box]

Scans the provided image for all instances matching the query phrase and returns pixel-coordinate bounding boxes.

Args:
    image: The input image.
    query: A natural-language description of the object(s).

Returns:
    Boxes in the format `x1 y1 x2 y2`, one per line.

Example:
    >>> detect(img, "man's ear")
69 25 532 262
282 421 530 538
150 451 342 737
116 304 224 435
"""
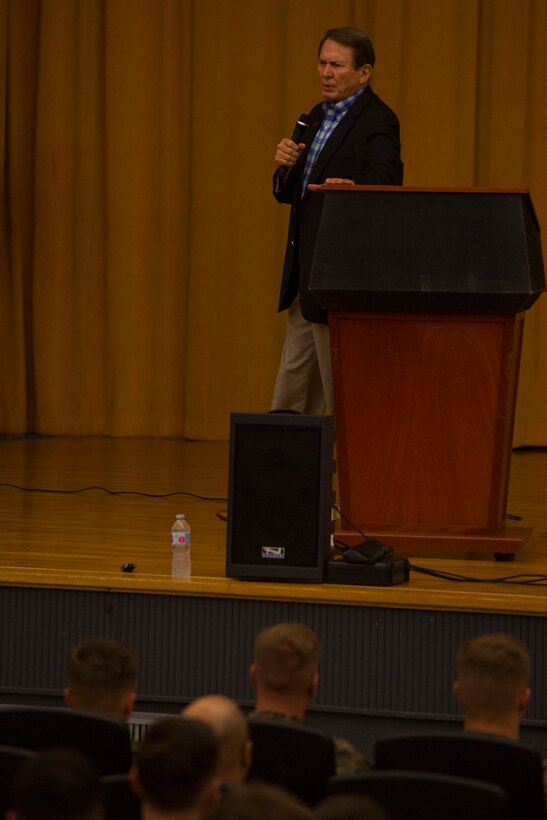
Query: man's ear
242 738 253 771
308 671 319 699
517 687 531 714
129 767 142 797
202 776 222 811
360 64 373 85
63 687 73 707
453 681 462 704
122 690 137 719
249 664 257 689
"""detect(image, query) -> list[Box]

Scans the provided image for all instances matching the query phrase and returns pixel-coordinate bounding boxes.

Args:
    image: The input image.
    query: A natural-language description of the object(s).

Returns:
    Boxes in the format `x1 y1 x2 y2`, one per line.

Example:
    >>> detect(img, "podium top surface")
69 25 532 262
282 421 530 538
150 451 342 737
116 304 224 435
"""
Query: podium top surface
319 184 530 193
309 187 545 314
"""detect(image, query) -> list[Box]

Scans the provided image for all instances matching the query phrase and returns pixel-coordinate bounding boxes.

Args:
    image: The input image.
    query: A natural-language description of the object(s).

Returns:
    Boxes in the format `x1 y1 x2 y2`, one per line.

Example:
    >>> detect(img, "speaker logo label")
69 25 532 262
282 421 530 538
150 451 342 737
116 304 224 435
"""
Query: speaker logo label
261 546 285 559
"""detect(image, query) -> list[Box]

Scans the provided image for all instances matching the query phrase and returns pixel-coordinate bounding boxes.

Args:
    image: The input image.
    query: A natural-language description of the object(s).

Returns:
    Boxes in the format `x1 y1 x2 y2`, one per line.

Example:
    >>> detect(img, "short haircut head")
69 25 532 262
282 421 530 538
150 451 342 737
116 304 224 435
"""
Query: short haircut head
456 633 531 720
318 27 376 69
137 717 219 812
10 748 103 820
253 622 319 695
212 782 311 820
66 639 137 713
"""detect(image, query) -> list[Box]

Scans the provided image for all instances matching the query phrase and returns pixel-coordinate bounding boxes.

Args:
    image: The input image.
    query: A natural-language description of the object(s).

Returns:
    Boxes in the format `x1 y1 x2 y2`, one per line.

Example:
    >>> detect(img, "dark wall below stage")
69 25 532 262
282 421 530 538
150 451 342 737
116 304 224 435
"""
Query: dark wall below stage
1 585 545 757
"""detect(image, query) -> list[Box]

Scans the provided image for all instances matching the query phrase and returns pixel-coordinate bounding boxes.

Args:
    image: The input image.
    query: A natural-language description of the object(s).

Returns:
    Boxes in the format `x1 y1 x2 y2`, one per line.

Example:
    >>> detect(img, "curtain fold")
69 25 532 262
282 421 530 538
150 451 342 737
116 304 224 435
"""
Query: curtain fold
1 0 546 441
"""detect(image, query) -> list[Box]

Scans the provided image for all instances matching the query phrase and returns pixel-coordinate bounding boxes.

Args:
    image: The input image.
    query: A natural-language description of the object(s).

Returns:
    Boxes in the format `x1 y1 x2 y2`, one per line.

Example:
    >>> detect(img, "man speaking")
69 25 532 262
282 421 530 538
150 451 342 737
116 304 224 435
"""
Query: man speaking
271 27 403 415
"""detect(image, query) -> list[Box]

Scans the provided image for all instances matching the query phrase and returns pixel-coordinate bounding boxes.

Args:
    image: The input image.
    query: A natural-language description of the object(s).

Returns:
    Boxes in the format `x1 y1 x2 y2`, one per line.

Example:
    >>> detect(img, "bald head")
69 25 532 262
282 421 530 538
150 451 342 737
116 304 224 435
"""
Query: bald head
182 696 251 784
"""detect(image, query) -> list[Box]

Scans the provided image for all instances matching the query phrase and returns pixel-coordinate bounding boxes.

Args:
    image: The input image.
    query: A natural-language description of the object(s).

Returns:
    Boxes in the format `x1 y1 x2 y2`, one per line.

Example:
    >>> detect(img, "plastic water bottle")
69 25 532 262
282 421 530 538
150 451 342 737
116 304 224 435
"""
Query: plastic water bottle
171 514 191 577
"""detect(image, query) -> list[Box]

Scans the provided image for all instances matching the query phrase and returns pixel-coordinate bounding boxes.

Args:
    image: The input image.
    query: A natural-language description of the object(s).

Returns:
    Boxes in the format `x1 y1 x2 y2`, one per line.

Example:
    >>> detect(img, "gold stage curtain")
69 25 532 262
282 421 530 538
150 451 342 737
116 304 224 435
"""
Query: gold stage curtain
1 0 546 442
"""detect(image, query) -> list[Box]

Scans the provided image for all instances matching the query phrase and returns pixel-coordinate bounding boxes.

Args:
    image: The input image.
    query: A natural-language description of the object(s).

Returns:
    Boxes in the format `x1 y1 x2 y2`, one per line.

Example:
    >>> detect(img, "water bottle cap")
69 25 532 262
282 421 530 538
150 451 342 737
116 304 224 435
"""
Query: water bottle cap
175 514 185 519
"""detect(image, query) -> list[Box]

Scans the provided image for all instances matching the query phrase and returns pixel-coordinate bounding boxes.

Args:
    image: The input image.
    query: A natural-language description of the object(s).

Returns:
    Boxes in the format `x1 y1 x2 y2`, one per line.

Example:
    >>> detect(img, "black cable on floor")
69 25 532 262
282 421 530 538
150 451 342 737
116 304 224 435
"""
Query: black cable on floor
0 483 227 503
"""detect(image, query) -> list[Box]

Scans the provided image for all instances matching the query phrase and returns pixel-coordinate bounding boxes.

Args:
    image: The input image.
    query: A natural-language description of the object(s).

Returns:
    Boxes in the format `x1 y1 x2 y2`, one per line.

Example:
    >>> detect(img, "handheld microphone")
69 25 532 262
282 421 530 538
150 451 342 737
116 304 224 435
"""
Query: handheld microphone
278 113 310 180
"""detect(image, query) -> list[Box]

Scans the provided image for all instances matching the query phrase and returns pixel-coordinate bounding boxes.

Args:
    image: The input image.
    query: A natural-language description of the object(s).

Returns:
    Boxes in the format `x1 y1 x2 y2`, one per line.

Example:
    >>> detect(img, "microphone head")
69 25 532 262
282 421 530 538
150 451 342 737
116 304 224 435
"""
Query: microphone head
292 113 310 143
278 113 311 180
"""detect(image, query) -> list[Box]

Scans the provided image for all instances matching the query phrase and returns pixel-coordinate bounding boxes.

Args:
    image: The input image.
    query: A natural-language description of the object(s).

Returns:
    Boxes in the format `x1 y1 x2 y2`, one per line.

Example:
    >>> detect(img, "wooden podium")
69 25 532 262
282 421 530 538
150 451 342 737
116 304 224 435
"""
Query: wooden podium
309 187 545 555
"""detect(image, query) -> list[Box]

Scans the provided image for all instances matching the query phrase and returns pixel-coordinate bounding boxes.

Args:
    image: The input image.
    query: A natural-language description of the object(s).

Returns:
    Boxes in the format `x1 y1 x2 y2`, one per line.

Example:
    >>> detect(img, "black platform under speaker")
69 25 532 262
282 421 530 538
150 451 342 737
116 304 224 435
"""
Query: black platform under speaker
226 413 336 582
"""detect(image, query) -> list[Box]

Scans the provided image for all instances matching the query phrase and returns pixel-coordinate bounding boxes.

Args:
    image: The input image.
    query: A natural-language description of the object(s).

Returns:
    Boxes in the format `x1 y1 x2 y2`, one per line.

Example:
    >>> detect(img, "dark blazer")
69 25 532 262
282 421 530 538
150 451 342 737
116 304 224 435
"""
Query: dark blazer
274 86 403 323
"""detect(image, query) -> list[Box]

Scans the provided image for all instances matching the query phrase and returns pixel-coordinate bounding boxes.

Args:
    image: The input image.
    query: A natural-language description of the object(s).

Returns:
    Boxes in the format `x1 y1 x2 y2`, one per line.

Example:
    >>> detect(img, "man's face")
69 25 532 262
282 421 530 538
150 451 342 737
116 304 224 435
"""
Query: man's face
318 38 372 103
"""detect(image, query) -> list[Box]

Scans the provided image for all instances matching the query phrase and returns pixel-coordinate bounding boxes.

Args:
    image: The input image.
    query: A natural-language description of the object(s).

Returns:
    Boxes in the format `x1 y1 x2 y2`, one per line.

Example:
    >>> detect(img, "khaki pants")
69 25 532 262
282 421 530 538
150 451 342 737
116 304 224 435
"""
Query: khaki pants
271 297 333 415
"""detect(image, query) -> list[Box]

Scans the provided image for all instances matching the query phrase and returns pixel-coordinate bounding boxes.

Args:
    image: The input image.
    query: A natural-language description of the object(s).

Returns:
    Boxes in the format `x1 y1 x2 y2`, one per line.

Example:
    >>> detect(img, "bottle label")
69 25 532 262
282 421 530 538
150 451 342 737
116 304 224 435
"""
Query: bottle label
171 532 191 547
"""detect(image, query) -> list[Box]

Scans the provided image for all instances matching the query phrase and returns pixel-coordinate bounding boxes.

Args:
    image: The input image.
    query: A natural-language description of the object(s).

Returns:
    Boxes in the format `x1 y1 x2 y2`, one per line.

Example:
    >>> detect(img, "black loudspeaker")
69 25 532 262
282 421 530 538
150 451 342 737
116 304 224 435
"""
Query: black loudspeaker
226 413 336 582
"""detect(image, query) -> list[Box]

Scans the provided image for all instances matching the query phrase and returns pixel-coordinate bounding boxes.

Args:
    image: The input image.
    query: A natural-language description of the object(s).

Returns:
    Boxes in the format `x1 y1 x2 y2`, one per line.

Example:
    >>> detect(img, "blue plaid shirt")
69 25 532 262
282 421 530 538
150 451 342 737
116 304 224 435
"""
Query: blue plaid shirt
300 87 366 196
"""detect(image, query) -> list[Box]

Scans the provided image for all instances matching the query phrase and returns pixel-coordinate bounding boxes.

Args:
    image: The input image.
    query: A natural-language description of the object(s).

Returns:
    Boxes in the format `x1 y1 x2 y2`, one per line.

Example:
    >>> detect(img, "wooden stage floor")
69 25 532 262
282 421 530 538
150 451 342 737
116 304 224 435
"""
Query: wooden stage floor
0 436 545 616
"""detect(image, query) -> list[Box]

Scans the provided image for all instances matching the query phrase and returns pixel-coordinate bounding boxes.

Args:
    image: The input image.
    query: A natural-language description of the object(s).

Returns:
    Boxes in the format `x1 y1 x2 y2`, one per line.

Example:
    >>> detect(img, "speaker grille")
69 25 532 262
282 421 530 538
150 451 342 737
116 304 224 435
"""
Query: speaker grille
226 414 335 581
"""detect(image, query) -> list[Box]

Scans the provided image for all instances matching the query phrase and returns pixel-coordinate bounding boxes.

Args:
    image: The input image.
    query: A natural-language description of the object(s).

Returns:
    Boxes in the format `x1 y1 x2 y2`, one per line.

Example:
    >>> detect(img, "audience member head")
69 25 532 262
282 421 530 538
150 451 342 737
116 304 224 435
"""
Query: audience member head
64 638 138 721
132 717 220 819
250 622 320 719
211 782 311 820
182 695 252 785
6 747 103 820
454 632 531 738
314 794 390 820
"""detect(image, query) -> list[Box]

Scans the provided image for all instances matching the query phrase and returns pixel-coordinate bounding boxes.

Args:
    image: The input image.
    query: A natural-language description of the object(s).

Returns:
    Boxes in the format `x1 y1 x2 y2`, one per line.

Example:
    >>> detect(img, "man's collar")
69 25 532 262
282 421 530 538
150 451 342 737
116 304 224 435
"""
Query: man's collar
322 84 368 114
